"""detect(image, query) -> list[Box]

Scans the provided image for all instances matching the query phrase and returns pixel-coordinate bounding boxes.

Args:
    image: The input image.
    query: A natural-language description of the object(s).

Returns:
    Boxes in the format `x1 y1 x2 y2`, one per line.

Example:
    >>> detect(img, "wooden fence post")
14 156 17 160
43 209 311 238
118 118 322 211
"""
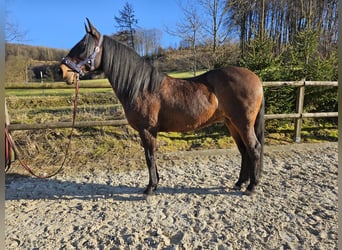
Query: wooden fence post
5 100 16 167
294 79 305 142
5 100 10 126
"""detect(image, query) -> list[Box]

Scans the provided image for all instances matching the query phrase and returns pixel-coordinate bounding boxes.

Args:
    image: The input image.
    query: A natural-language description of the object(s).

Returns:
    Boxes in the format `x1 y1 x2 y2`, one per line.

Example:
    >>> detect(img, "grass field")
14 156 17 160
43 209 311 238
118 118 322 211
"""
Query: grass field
5 87 113 97
167 70 207 78
5 71 208 97
5 79 112 96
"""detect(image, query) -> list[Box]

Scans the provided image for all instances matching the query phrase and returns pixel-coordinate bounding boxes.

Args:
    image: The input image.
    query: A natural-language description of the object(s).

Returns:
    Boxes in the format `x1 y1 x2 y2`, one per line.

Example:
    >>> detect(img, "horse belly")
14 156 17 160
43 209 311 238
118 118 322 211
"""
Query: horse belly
159 94 221 132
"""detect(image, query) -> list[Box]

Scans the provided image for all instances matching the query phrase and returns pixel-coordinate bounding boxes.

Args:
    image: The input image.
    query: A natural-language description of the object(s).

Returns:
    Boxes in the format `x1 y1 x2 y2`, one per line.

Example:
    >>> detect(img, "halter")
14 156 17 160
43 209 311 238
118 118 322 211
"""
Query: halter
61 35 103 77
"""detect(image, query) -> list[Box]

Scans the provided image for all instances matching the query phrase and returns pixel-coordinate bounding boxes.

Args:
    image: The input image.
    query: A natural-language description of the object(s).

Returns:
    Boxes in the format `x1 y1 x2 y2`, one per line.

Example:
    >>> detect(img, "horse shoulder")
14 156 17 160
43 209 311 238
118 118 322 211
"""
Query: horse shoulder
123 93 161 130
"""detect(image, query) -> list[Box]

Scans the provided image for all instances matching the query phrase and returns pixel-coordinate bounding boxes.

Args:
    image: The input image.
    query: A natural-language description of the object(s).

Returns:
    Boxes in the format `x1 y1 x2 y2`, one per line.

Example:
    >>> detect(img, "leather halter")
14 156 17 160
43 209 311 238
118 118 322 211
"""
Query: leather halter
61 35 103 76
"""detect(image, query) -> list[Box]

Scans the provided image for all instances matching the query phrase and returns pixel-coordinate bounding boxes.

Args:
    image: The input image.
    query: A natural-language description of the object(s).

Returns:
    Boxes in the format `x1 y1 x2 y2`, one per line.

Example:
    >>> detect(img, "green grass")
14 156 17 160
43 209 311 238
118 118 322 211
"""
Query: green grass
5 79 111 88
5 87 113 97
5 79 112 97
5 71 209 97
6 79 113 95
5 70 209 92
167 70 207 78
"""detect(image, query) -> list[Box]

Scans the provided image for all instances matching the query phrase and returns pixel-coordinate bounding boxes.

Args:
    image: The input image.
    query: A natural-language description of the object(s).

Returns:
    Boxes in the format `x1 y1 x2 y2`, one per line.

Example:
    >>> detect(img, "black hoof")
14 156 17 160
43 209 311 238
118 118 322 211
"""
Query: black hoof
244 189 254 196
232 184 242 190
233 180 246 190
144 185 157 195
245 184 255 195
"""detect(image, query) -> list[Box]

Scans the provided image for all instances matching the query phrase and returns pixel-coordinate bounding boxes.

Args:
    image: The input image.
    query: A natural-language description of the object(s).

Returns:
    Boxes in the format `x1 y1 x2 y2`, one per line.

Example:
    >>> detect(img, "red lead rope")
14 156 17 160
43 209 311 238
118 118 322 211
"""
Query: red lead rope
5 79 79 178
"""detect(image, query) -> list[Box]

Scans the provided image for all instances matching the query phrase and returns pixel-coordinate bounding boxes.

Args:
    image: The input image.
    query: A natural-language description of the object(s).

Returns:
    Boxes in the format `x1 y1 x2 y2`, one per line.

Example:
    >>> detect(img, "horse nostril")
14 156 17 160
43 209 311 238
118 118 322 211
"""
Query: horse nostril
57 67 64 80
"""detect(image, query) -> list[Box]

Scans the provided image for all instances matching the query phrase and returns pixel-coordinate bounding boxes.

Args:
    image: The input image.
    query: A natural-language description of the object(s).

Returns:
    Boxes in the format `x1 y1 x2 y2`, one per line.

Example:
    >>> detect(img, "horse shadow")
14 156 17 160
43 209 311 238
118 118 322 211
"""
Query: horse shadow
5 173 243 201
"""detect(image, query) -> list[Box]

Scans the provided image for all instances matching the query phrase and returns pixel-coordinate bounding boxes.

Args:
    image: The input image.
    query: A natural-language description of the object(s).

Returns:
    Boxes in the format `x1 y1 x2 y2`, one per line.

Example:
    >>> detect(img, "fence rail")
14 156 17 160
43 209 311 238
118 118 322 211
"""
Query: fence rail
263 80 338 87
6 80 338 142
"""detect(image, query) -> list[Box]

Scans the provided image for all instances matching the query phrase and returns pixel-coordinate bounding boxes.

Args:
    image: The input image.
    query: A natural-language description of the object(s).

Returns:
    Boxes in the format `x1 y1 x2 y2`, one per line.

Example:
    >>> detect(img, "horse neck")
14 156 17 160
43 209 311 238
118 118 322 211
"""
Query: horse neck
101 36 165 103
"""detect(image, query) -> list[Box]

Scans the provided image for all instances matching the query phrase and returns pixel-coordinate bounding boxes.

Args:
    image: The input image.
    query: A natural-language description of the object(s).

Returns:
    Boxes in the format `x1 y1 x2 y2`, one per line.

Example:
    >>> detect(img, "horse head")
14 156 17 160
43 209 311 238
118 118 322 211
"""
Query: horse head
60 18 103 84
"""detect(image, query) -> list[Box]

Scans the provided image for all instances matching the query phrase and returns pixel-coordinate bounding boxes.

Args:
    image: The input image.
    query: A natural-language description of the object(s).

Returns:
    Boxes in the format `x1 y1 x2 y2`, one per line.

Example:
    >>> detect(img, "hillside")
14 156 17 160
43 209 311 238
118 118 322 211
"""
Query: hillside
5 42 240 83
5 43 68 83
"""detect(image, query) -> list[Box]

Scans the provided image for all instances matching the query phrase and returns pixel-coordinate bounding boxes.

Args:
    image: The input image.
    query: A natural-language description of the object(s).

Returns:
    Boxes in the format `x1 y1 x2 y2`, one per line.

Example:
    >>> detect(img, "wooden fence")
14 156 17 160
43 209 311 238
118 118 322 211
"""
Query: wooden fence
6 80 338 142
263 80 338 142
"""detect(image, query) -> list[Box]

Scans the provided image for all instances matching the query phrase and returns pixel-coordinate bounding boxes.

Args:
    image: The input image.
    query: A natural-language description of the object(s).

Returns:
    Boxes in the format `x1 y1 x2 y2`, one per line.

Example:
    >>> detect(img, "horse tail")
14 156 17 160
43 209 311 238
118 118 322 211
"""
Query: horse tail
255 96 264 174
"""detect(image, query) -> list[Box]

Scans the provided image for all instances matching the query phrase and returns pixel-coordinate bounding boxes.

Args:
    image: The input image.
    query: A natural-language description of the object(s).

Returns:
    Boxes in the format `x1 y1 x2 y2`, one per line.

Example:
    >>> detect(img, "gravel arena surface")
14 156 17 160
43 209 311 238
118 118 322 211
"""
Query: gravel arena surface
5 142 337 249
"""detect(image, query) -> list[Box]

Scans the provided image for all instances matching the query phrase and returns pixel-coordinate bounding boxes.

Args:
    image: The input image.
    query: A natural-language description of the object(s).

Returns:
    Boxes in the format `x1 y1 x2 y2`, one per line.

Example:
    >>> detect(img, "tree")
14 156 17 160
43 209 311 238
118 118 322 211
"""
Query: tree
114 2 138 49
166 0 202 75
135 28 162 56
225 0 338 58
225 0 338 125
199 0 228 52
224 0 253 56
5 10 27 43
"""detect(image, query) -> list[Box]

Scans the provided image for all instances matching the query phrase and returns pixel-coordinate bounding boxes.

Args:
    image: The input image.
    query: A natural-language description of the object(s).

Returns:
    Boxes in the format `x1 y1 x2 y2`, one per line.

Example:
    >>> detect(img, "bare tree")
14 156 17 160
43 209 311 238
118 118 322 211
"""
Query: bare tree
166 0 202 75
199 0 228 52
114 2 138 49
135 28 162 56
5 10 27 42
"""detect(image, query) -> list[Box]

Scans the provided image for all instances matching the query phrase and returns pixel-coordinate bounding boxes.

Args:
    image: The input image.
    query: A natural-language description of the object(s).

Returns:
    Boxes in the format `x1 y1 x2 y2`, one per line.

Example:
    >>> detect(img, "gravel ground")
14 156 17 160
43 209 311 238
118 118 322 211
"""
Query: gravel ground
5 142 337 249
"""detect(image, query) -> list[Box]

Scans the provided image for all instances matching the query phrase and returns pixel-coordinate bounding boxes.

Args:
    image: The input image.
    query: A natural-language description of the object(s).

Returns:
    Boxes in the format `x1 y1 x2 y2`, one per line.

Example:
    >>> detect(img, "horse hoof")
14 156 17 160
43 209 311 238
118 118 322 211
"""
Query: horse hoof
232 184 242 190
244 185 255 196
144 186 157 195
143 189 153 196
244 189 254 196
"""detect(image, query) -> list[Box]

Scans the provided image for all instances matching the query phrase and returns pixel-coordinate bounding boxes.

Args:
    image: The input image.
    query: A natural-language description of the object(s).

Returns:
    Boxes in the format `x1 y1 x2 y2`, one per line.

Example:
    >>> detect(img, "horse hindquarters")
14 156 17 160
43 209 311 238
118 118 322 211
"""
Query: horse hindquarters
214 67 264 194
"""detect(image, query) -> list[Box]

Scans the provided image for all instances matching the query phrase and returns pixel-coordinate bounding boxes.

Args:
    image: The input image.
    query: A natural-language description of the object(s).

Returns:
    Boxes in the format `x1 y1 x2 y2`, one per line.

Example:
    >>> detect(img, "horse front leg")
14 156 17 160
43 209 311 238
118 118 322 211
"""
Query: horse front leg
139 128 159 195
234 149 250 189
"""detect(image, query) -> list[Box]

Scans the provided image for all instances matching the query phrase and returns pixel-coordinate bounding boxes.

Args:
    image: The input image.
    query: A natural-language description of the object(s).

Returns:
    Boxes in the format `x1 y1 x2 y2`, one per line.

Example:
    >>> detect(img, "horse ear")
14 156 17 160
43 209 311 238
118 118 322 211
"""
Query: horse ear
86 18 101 39
84 22 90 33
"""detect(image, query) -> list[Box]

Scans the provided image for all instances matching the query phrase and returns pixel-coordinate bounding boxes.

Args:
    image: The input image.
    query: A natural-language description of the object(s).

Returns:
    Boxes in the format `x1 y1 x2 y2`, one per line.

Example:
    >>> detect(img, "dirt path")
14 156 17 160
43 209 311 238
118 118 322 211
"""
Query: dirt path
5 142 337 249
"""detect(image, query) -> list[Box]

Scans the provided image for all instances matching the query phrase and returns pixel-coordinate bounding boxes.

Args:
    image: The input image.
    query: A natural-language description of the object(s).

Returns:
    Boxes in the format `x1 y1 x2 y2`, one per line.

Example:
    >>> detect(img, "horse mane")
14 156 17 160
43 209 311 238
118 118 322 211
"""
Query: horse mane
101 35 166 102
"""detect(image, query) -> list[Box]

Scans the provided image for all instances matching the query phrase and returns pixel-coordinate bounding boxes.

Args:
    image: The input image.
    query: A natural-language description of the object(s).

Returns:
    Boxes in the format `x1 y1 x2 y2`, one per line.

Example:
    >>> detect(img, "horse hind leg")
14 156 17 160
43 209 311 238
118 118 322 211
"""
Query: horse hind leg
225 120 250 189
226 119 262 194
244 101 264 194
243 129 262 194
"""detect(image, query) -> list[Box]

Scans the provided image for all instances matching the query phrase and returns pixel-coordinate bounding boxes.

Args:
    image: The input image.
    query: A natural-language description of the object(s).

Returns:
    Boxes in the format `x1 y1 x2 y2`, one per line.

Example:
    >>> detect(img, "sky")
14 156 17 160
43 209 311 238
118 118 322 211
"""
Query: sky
6 0 183 49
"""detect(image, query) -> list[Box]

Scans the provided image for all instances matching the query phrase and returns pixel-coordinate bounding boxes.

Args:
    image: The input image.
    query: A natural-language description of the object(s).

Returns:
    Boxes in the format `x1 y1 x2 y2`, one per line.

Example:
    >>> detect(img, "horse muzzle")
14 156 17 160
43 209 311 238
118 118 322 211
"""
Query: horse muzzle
60 64 79 85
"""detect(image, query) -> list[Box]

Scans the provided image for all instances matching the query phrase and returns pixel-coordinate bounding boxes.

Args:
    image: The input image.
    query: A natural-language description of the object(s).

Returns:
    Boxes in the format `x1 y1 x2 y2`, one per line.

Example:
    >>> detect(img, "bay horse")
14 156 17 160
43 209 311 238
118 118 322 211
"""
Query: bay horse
60 19 264 195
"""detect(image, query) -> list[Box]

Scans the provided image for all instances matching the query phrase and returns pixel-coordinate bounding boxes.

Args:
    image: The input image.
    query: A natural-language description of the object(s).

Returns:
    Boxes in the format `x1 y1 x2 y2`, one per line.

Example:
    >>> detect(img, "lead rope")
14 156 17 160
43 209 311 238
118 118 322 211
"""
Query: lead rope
5 78 79 178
